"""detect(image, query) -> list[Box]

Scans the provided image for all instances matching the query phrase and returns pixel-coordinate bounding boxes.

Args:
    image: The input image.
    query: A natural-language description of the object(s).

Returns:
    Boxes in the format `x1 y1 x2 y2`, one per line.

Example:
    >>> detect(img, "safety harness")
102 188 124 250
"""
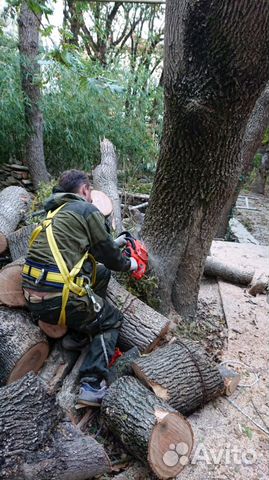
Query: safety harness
22 203 99 327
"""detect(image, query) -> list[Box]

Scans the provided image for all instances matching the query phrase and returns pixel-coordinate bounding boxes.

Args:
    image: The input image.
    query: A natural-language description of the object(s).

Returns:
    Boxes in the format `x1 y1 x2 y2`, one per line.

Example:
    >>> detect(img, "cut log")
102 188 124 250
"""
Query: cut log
0 372 111 480
248 273 269 296
38 320 67 338
0 307 49 386
107 277 170 353
0 186 31 253
108 346 140 384
39 341 79 393
228 218 259 245
91 189 113 217
102 376 194 479
204 256 254 285
132 340 226 415
218 364 240 396
112 463 154 480
0 257 25 307
6 223 36 261
93 138 122 233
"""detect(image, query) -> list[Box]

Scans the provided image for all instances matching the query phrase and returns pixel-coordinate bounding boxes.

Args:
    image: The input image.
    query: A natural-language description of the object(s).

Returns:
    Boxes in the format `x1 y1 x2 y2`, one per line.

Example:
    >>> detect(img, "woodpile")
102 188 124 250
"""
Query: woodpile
0 162 34 191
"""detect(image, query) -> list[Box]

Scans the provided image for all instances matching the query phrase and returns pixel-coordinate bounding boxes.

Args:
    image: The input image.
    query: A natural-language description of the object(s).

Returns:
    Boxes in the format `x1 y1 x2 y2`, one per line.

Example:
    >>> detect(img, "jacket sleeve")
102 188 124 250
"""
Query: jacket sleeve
86 209 131 272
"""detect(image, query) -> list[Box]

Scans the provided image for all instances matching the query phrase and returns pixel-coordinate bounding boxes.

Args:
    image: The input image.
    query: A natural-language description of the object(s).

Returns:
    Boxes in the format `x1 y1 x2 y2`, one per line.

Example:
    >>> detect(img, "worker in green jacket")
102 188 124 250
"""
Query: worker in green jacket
22 169 138 406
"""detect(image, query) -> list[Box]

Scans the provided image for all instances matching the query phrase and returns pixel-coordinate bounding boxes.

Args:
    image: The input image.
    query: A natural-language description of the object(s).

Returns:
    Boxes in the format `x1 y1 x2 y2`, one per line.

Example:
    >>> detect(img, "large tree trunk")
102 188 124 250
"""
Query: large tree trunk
132 340 232 416
102 376 194 479
254 151 269 194
18 1 49 189
0 307 49 386
0 372 111 480
217 82 269 237
142 0 269 320
0 186 31 253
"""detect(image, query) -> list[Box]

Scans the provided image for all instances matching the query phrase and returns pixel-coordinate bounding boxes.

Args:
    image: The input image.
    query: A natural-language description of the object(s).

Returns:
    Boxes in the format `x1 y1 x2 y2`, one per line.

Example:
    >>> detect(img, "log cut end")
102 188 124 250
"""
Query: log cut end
8 342 49 384
0 263 25 307
91 190 113 217
38 320 67 338
0 233 8 254
148 411 194 479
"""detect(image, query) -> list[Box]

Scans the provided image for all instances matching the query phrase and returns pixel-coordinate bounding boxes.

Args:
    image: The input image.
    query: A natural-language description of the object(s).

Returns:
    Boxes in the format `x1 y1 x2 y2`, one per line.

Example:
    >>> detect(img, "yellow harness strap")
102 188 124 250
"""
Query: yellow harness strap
29 204 96 327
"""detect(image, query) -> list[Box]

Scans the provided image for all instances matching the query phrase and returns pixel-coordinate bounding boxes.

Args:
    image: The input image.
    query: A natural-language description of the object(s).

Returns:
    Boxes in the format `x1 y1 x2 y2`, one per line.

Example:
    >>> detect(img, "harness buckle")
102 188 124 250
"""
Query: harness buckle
35 268 46 285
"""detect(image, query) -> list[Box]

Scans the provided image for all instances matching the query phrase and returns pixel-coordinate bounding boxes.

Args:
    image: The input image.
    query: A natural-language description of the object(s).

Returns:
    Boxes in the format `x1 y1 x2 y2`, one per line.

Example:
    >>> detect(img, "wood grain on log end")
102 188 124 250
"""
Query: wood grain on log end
0 261 25 307
8 342 49 384
38 320 67 338
219 365 240 396
0 232 8 254
0 308 49 386
149 411 193 479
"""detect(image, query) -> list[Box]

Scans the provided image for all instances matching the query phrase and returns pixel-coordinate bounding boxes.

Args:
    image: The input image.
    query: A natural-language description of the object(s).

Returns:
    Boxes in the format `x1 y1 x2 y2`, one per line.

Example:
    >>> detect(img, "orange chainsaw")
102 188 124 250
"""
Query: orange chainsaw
121 231 148 280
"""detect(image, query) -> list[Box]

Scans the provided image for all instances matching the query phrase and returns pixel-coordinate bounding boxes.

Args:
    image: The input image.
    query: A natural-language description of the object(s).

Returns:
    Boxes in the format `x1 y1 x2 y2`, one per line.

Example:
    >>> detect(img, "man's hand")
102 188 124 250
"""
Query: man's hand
130 257 138 271
114 233 127 247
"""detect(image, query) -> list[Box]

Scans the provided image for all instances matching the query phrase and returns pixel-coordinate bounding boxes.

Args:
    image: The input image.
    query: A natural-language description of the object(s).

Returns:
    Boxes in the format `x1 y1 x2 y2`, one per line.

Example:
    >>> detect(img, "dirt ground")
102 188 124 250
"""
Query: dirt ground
177 241 269 480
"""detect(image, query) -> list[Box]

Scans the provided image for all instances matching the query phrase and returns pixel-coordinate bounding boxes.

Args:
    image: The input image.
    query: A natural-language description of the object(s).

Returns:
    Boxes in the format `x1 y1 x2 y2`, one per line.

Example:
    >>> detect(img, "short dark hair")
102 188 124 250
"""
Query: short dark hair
56 169 90 194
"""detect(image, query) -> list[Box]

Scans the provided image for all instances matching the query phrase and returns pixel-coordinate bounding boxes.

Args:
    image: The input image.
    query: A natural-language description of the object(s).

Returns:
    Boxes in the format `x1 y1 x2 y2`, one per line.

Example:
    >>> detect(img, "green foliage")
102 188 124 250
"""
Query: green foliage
117 272 160 310
0 35 27 164
31 179 57 212
262 127 269 145
0 33 163 175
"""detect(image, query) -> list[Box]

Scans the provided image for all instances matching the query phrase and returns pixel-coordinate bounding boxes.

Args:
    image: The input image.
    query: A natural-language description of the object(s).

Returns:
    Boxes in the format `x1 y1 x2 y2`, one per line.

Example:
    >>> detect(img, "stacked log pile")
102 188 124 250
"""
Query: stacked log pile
0 162 34 191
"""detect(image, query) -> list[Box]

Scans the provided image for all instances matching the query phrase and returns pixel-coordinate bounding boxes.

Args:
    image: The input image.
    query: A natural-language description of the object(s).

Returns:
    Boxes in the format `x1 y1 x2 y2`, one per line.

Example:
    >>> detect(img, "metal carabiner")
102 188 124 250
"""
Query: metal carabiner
82 275 102 313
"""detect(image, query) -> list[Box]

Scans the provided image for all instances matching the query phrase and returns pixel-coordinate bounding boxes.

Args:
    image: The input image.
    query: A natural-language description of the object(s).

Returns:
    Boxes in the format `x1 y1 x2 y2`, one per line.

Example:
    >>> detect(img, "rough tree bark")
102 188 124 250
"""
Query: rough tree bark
0 372 110 480
132 340 237 416
18 1 49 189
142 0 269 320
254 150 269 194
93 139 122 233
0 186 31 253
102 376 194 479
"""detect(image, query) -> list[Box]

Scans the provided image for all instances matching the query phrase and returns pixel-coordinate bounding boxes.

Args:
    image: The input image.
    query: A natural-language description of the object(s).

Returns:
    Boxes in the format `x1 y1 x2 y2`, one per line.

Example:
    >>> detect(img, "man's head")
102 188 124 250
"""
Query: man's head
57 169 92 202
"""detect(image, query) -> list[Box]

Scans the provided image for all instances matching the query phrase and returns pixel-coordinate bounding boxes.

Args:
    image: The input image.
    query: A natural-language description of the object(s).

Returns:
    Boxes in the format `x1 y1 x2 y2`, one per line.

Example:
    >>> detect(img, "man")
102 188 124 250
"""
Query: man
22 169 137 406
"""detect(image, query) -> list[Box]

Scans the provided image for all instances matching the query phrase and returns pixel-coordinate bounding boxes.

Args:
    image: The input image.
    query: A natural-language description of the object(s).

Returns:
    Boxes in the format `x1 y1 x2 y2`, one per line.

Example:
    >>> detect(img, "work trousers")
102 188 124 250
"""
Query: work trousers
27 265 123 385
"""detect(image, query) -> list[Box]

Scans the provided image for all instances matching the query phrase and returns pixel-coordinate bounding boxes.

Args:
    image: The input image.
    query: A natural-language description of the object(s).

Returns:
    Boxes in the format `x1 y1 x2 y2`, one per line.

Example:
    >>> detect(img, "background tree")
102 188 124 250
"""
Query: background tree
18 0 49 188
217 82 269 237
142 0 269 321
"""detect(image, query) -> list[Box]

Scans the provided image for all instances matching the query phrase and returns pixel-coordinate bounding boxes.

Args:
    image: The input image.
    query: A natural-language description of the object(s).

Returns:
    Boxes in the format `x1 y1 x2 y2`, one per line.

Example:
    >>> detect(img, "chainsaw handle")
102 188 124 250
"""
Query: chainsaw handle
118 231 136 250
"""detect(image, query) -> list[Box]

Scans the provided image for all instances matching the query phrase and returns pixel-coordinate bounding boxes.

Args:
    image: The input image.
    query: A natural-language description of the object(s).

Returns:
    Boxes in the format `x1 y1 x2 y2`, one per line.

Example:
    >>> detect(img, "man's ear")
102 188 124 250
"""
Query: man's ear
79 183 92 202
